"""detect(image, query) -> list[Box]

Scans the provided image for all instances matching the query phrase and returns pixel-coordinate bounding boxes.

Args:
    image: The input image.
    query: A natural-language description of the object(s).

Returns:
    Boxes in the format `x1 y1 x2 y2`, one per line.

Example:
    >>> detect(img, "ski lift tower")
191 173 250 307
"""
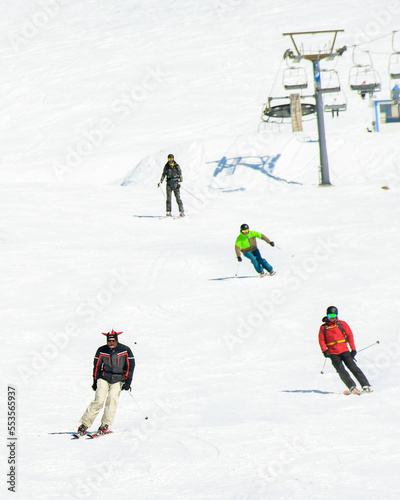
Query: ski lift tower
283 30 346 185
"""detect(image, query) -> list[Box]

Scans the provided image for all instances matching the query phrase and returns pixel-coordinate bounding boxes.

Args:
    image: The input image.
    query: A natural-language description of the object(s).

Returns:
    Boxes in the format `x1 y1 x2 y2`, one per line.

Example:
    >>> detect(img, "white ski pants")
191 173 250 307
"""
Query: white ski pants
80 379 123 428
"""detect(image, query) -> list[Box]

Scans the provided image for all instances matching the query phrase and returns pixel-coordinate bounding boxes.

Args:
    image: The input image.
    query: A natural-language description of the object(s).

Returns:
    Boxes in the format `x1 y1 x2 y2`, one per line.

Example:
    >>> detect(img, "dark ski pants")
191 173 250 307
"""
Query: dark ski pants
330 351 370 389
166 182 184 214
244 249 273 274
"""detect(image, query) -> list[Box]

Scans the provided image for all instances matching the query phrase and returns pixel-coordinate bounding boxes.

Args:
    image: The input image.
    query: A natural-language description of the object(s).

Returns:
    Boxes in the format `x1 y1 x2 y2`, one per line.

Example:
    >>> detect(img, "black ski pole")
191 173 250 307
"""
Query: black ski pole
128 392 148 420
235 261 240 277
358 340 380 353
275 245 294 258
158 184 166 199
181 186 203 203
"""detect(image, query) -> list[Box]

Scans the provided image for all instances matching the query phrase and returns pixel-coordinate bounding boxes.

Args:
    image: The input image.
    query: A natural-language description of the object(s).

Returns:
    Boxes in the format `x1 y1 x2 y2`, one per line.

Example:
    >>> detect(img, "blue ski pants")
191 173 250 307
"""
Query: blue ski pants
244 249 273 274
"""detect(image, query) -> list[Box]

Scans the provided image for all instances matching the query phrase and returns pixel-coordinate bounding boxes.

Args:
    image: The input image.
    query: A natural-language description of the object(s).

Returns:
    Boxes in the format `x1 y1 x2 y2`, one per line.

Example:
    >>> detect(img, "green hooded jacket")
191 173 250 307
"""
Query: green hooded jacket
235 230 268 256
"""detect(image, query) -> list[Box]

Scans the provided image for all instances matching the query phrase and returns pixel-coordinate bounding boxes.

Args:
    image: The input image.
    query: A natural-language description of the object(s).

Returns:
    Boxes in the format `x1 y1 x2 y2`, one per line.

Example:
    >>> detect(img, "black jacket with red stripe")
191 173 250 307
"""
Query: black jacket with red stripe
93 343 135 385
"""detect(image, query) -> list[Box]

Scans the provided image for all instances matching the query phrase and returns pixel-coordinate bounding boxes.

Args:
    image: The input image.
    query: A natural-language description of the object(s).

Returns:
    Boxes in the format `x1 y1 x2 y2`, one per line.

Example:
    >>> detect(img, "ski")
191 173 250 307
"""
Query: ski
131 214 185 220
210 271 276 281
260 271 276 278
71 432 90 440
343 389 362 395
132 215 162 219
209 276 258 281
86 430 113 439
159 215 185 219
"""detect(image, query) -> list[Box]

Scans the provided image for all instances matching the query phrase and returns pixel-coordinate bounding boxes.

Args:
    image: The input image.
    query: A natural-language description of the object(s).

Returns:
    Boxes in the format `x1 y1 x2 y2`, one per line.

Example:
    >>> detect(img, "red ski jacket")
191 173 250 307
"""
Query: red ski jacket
318 318 356 355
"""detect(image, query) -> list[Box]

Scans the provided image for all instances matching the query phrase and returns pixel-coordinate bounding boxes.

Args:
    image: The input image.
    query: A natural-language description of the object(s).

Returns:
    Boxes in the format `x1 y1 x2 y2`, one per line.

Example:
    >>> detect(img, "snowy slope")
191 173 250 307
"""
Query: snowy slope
1 1 400 499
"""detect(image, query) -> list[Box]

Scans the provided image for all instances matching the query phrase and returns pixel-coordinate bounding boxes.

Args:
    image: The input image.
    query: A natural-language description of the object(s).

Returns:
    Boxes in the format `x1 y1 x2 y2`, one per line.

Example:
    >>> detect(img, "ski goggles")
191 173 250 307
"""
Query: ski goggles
327 313 337 320
241 229 249 235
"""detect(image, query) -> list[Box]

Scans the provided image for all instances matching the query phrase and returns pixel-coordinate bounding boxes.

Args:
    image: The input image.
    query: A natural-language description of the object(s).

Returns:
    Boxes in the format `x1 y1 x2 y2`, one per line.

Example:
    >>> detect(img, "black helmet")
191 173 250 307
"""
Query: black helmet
168 154 174 159
240 223 249 234
102 329 122 343
326 306 338 316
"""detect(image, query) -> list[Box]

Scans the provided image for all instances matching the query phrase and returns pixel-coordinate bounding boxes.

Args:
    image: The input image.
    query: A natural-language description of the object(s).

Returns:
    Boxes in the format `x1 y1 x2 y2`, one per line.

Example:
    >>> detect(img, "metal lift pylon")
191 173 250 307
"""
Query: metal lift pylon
283 30 346 186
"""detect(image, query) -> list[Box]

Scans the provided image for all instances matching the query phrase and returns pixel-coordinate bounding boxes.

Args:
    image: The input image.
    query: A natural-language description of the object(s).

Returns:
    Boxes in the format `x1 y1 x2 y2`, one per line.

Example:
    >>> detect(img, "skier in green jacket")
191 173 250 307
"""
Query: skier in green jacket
235 223 276 277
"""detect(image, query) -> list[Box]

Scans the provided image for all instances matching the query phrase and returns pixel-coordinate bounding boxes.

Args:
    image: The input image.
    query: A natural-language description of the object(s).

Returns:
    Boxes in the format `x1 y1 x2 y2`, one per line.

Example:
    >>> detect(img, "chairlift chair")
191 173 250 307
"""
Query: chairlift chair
388 52 400 79
323 91 347 114
389 31 400 79
319 69 341 93
349 66 381 95
349 48 381 97
282 66 308 90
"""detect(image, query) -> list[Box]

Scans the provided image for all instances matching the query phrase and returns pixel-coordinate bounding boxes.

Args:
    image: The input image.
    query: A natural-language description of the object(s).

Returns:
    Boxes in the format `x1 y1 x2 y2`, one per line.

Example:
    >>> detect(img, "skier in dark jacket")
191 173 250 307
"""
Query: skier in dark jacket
318 306 372 395
158 153 185 217
77 330 135 436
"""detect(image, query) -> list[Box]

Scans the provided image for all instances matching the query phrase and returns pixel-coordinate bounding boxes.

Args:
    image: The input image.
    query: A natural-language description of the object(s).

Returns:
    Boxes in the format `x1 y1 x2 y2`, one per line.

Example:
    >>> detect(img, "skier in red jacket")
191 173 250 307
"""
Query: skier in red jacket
318 306 372 394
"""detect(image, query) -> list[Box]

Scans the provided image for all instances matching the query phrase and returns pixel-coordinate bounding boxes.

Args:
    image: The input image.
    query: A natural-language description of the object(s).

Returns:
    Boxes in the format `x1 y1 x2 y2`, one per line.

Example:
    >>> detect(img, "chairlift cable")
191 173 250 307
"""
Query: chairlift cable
269 57 284 96
351 32 392 49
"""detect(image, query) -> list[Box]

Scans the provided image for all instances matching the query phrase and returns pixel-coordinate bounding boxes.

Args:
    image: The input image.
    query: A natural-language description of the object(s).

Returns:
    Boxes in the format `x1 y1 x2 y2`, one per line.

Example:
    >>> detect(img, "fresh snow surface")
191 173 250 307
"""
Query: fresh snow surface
2 1 400 499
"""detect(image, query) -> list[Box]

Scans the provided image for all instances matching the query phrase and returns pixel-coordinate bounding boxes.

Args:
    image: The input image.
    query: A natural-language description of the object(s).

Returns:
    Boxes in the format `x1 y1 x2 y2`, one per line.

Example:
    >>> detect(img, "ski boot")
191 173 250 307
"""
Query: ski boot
97 424 109 435
77 424 87 436
343 386 361 395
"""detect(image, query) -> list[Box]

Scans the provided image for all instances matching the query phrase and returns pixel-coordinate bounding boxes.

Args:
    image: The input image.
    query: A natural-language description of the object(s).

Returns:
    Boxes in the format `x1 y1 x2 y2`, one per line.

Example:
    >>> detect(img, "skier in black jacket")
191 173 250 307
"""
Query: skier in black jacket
77 330 135 436
158 153 185 217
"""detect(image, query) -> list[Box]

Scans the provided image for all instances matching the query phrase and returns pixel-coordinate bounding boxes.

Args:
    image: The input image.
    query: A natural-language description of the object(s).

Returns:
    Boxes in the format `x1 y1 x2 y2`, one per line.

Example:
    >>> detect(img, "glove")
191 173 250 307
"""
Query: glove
269 241 275 247
351 350 357 358
157 182 161 187
323 350 330 358
122 381 131 391
237 256 242 262
92 380 97 391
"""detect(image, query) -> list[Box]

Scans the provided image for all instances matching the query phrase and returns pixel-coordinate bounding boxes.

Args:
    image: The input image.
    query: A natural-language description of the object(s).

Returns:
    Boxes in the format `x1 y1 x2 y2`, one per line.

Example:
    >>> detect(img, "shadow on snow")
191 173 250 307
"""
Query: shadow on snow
281 389 336 395
209 155 302 185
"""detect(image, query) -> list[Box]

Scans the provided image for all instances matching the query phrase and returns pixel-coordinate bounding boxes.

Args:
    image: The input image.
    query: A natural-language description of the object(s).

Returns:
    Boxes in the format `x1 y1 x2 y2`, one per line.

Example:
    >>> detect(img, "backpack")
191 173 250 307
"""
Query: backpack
323 320 348 346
